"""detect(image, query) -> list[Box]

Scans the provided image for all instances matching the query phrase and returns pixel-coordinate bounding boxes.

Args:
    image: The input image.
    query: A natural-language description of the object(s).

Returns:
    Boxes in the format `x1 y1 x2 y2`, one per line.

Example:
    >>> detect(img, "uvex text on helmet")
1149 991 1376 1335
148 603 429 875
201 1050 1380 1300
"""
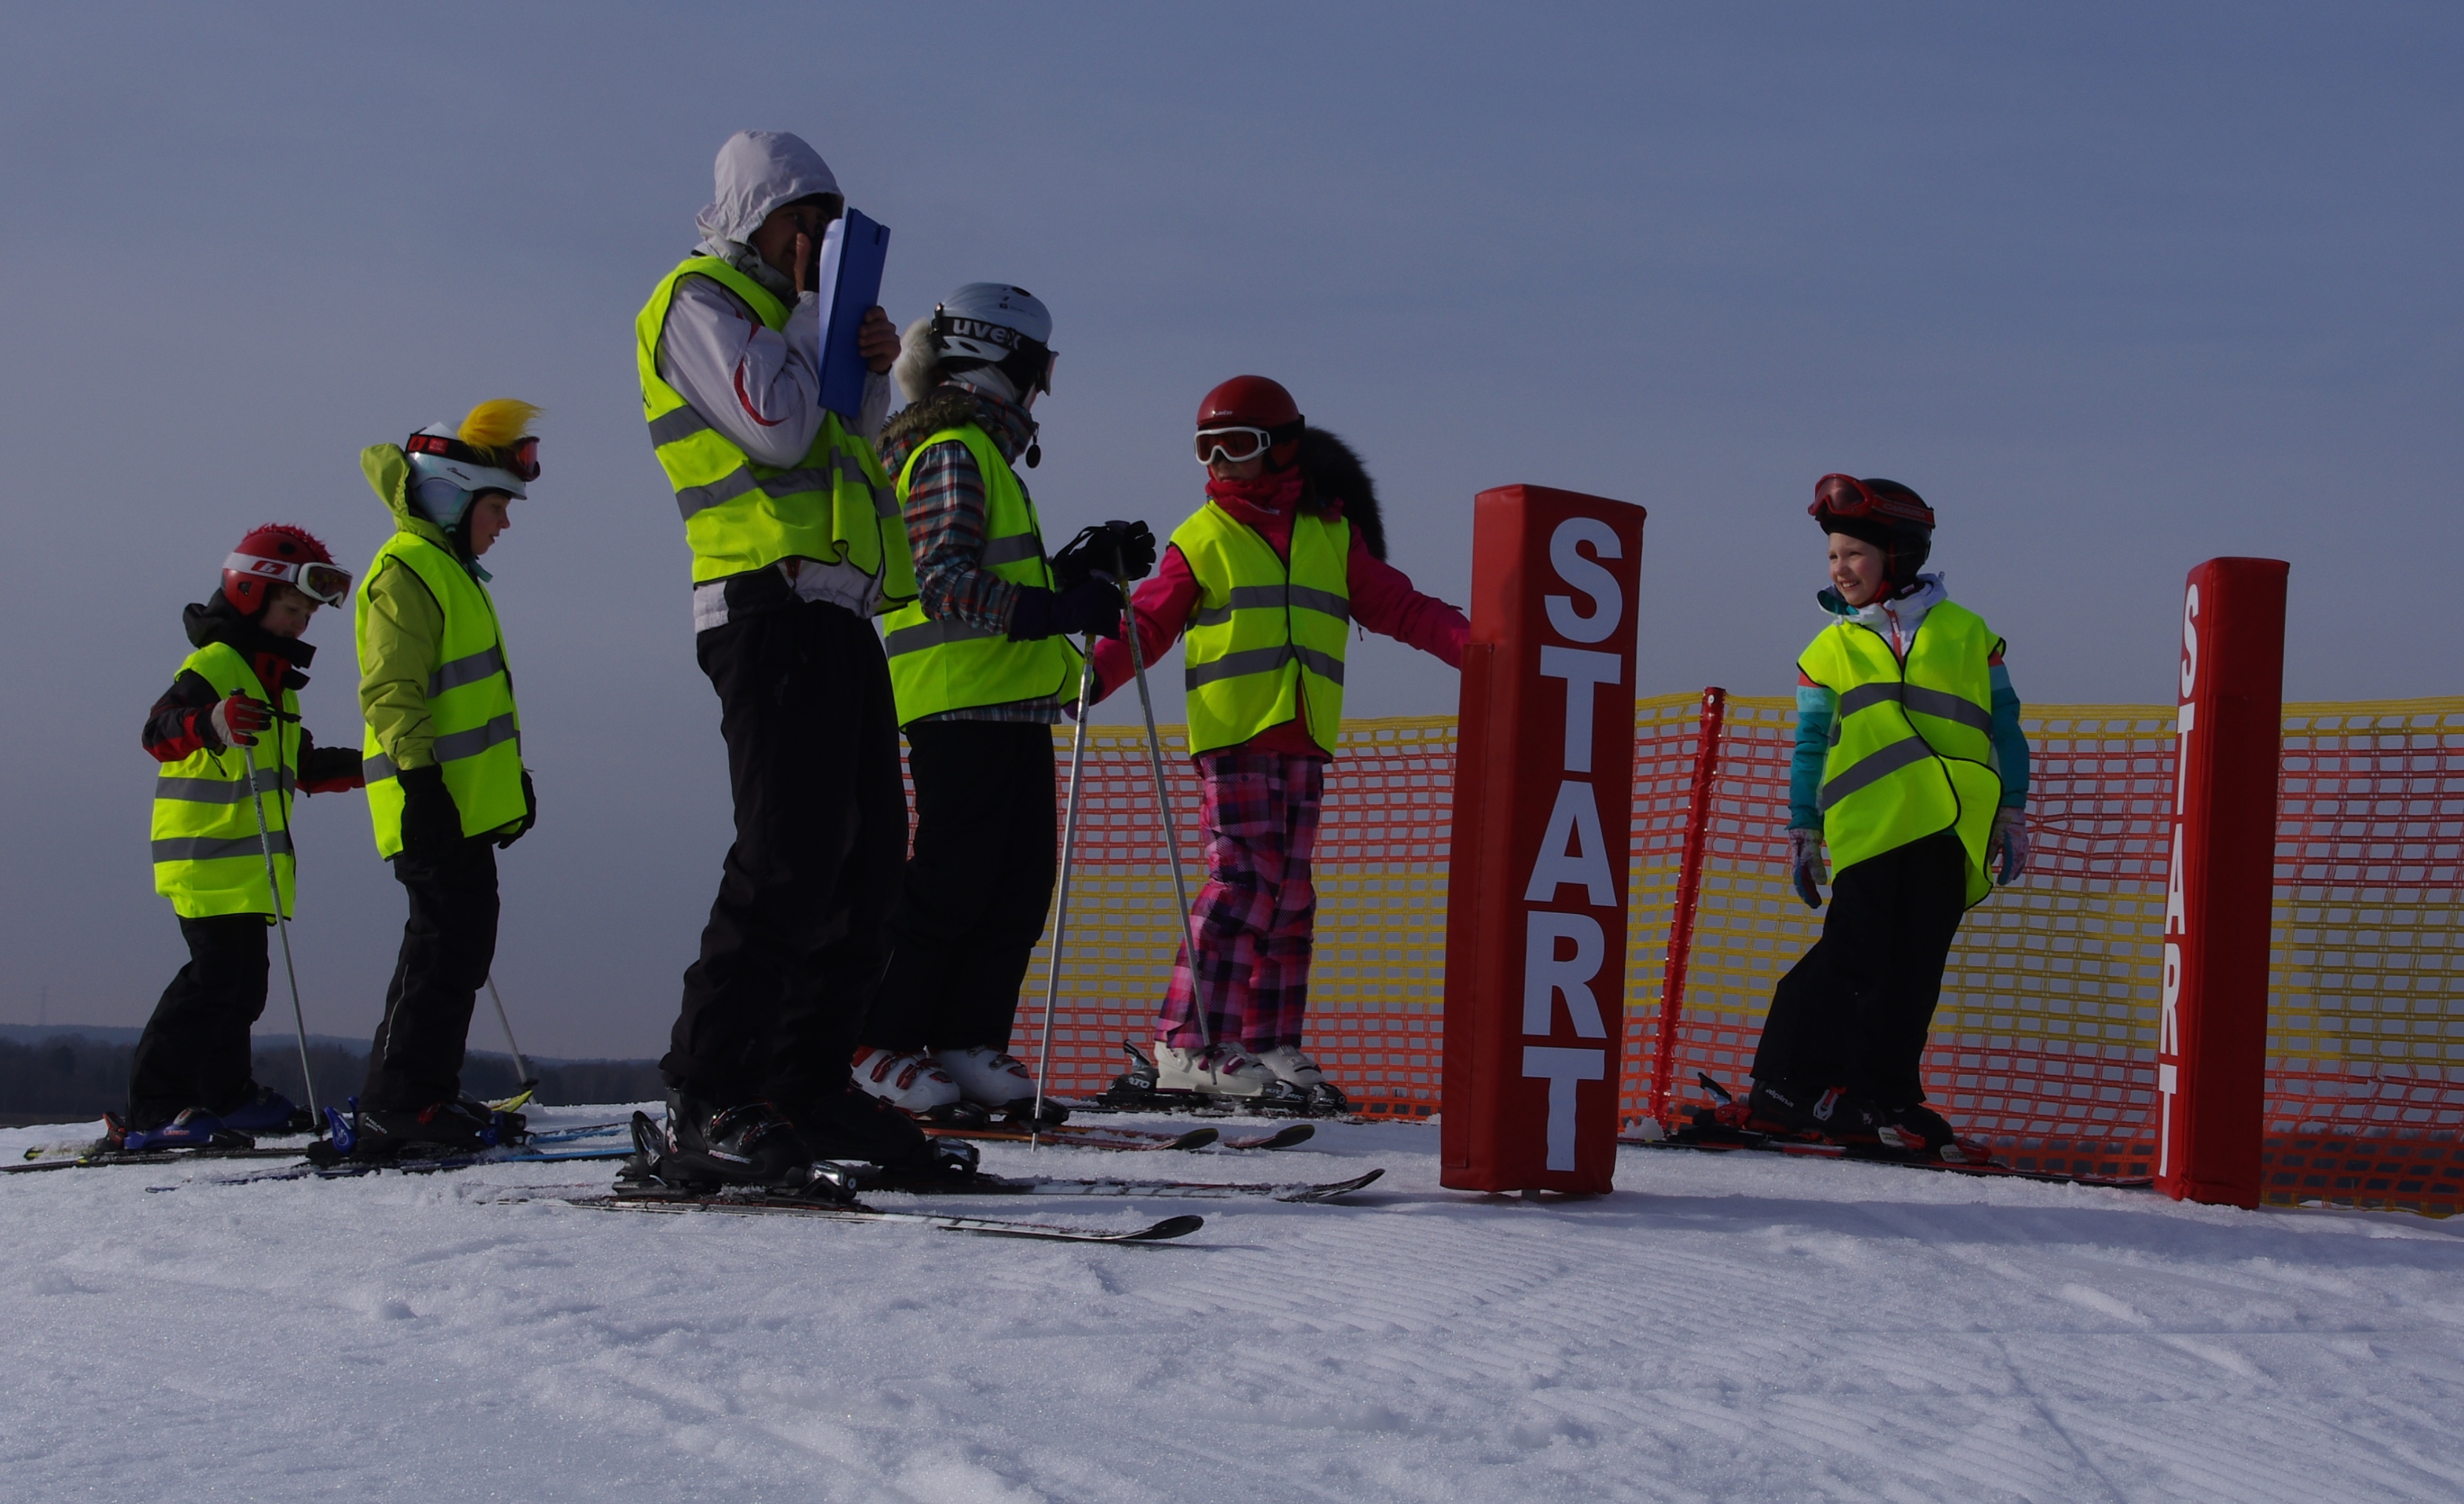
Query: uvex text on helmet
929 284 1057 395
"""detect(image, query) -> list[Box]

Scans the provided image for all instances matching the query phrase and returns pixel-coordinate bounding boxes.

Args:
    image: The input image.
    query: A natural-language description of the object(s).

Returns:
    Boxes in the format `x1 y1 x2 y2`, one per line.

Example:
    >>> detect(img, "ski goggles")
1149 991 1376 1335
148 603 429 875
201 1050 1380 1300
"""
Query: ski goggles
227 552 353 606
1194 426 1275 466
1811 473 1934 528
406 432 541 483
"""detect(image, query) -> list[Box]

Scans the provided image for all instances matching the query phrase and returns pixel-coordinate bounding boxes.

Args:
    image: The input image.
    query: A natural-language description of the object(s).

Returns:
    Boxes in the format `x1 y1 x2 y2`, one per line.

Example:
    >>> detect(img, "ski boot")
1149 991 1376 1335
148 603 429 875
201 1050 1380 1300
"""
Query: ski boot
1744 1080 1883 1146
121 1108 251 1154
1876 1103 1992 1165
350 1099 525 1160
932 1046 1063 1127
621 1108 858 1203
1253 1046 1351 1114
790 1082 980 1181
851 1047 986 1127
216 1085 304 1136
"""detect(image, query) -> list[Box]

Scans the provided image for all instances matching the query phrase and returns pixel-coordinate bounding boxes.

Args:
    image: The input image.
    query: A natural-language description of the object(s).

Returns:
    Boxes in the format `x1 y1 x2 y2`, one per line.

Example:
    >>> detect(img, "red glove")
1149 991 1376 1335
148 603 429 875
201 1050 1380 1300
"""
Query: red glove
209 694 272 749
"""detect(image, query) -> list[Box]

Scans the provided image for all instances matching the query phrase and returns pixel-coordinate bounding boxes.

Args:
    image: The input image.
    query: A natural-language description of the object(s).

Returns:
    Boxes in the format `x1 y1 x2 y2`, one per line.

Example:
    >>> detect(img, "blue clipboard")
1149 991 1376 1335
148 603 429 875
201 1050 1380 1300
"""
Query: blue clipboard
814 207 889 420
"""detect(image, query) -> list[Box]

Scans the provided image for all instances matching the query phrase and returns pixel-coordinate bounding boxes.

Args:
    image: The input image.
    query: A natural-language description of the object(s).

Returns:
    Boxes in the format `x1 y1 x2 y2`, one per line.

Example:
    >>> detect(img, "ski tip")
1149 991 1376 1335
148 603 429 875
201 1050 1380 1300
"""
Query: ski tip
1132 1214 1206 1241
1172 1127 1222 1151
1261 1123 1315 1149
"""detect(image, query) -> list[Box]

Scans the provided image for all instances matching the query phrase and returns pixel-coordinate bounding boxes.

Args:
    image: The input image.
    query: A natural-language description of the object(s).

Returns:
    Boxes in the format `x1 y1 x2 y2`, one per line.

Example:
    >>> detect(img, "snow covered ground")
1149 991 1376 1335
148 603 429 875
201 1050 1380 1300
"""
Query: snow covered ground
2 1107 2460 1503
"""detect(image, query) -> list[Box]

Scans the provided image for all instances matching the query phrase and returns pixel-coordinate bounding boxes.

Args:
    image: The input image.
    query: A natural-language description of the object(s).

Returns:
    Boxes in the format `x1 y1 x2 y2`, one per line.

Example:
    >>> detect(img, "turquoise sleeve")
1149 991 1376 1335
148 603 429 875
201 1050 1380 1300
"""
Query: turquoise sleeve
1990 661 2029 809
1789 683 1833 831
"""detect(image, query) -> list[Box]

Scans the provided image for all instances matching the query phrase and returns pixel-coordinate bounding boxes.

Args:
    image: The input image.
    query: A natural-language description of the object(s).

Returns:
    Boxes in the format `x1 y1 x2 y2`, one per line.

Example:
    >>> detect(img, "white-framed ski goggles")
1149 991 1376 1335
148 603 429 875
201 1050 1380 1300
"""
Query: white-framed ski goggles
226 552 353 606
1194 426 1275 466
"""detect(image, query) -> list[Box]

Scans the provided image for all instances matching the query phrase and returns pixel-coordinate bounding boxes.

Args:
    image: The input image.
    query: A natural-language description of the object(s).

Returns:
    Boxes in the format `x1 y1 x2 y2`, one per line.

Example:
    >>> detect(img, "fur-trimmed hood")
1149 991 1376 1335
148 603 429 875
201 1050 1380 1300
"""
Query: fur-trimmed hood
1297 427 1386 561
878 384 1036 475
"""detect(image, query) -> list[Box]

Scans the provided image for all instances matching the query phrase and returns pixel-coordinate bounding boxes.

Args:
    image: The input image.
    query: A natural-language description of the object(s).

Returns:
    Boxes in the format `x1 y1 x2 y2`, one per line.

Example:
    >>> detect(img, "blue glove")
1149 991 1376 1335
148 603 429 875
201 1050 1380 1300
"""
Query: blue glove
1789 828 1826 910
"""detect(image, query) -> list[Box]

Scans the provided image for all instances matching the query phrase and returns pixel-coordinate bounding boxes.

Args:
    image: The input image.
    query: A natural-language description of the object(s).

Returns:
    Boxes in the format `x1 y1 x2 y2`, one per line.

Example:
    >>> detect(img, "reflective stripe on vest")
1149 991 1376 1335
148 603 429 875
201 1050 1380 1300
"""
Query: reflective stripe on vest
881 424 1082 722
354 534 527 860
150 641 298 920
1799 598 2005 906
1169 502 1351 755
634 256 916 599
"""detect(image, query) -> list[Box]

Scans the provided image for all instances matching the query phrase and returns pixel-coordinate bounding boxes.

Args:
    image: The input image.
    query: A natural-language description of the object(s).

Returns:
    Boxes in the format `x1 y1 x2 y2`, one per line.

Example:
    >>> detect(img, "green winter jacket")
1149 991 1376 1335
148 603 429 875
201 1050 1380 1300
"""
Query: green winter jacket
355 445 458 773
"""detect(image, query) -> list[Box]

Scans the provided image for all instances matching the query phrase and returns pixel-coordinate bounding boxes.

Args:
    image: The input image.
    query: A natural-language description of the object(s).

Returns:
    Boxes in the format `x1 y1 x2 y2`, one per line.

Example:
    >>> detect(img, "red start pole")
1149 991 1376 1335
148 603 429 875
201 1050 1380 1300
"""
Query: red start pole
1440 484 1646 1194
2157 557 2288 1208
1648 686 1726 1133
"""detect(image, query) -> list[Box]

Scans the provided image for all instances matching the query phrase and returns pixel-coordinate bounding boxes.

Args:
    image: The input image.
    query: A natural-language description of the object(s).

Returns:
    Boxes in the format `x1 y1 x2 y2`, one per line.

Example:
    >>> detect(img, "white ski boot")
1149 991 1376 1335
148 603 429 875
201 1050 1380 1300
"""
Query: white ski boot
932 1046 1041 1117
1253 1046 1351 1114
850 1047 969 1121
1152 1041 1281 1098
1252 1046 1326 1088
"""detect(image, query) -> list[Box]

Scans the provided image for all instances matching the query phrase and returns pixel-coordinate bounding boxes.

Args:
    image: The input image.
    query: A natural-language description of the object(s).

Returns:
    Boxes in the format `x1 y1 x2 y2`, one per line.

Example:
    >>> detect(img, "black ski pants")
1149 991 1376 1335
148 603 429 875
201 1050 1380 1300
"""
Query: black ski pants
665 599 906 1106
1751 829 1969 1109
864 719 1057 1055
362 835 499 1110
130 913 270 1127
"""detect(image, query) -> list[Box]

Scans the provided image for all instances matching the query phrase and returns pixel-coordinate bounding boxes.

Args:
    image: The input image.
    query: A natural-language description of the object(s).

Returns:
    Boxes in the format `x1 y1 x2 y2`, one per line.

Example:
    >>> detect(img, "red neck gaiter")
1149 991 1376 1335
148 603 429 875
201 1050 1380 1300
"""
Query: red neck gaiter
1204 466 1305 518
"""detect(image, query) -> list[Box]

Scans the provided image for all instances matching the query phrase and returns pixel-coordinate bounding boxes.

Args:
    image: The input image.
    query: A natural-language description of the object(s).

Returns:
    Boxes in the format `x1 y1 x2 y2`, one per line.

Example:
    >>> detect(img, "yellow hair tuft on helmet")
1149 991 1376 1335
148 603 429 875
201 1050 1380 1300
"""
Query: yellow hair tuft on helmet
457 398 541 460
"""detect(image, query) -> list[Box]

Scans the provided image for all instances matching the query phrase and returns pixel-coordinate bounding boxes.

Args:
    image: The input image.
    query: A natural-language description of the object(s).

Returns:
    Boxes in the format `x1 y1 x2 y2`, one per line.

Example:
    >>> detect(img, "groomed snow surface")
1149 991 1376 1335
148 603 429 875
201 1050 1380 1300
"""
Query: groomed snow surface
4 1108 2460 1503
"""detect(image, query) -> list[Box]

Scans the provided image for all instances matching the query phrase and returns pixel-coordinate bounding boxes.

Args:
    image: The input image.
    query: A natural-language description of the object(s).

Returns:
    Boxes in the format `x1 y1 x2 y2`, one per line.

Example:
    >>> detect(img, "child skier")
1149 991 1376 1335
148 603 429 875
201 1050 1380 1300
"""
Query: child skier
127 527 365 1150
1088 376 1467 1108
351 400 541 1155
1743 475 2030 1161
852 284 1152 1125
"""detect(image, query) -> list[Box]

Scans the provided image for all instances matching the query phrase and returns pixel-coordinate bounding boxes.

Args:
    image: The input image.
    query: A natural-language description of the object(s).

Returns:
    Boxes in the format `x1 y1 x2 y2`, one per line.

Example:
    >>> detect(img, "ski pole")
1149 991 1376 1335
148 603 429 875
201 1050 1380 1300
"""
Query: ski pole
484 975 537 1092
241 741 321 1129
1032 645 1101 1140
1112 539 1206 1047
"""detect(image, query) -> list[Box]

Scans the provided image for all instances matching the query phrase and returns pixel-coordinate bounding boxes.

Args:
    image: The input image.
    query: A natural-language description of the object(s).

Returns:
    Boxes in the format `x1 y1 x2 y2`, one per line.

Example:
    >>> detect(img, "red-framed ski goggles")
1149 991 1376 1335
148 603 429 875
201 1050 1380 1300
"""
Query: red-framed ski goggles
405 431 542 483
1811 473 1934 528
226 552 354 606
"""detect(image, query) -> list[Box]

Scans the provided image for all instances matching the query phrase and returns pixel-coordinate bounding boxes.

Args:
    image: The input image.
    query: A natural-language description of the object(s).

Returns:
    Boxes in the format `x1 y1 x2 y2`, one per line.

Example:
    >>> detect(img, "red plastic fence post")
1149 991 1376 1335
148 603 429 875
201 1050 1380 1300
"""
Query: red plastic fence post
1647 687 1727 1132
1440 485 1646 1194
2158 557 2288 1208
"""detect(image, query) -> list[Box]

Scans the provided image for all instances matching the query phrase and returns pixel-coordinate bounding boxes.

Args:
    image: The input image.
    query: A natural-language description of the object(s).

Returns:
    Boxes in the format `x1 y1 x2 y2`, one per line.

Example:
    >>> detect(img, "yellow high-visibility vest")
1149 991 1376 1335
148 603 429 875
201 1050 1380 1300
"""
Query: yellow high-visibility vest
634 256 915 599
880 424 1081 721
1170 501 1350 755
150 642 298 919
1799 599 2004 904
356 535 526 858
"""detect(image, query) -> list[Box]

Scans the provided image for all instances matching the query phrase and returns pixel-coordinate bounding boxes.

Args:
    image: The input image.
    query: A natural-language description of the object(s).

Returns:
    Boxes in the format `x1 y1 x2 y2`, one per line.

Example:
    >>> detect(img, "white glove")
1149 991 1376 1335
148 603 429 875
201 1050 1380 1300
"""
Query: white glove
1988 807 2029 883
1788 828 1826 909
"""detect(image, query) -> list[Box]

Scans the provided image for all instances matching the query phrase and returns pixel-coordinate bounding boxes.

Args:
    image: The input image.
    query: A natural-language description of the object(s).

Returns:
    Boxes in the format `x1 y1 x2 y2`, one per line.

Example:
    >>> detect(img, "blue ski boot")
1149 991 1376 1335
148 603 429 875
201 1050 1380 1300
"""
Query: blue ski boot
122 1108 246 1152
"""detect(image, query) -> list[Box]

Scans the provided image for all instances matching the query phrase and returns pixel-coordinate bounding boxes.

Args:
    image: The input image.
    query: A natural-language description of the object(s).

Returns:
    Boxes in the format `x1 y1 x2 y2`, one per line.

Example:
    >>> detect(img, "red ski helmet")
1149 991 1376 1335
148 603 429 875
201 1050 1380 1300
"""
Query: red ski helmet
221 524 347 617
1195 375 1305 469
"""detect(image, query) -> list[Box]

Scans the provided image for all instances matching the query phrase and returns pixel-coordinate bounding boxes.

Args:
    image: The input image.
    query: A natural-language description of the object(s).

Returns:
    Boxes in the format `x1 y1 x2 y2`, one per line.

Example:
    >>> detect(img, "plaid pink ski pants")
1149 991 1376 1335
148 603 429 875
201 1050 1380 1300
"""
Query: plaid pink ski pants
1155 752 1326 1052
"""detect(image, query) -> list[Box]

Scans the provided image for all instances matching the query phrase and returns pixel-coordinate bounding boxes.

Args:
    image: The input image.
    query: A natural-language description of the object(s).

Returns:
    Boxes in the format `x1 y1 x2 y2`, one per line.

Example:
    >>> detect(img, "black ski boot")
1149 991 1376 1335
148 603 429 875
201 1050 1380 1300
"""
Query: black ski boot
790 1083 978 1178
1744 1080 1882 1145
1876 1103 1991 1165
651 1091 838 1189
353 1099 516 1160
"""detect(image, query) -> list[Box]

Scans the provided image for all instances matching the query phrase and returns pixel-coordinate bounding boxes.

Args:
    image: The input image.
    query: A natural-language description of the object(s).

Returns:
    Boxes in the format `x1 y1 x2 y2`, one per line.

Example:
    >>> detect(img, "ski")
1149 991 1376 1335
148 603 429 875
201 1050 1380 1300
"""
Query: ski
927 1121 1220 1152
575 1186 1205 1243
157 1143 637 1191
856 1165 1383 1203
1629 1129 2153 1189
928 1120 1317 1152
7 1117 630 1176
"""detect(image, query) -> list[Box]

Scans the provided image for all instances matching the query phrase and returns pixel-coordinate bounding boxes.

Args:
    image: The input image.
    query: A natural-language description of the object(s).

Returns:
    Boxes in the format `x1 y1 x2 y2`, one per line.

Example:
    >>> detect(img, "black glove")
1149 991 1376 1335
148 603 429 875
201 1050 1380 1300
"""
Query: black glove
1051 520 1158 591
396 763 464 863
496 769 537 850
1007 581 1124 642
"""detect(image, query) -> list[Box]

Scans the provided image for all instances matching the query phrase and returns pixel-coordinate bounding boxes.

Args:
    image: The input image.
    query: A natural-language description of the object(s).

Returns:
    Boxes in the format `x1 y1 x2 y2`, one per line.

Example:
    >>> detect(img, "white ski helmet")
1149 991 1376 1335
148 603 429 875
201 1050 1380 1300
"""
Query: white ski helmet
404 401 540 528
929 284 1057 395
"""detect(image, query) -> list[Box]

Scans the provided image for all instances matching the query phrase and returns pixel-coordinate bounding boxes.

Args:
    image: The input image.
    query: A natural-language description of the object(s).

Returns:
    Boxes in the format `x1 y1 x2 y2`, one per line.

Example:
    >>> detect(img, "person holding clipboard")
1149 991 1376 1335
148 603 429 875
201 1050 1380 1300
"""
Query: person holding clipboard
633 130 951 1188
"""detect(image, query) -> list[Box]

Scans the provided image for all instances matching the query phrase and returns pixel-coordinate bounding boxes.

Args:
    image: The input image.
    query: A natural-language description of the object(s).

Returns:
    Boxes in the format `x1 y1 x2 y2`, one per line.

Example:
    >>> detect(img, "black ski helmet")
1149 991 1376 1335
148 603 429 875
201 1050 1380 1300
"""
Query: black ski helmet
1812 475 1934 595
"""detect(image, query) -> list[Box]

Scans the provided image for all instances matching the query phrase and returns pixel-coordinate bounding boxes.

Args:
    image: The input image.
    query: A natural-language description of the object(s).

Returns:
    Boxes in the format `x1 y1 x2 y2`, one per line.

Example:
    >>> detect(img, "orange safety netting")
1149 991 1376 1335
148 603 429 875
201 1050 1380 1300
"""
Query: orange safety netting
985 695 2464 1212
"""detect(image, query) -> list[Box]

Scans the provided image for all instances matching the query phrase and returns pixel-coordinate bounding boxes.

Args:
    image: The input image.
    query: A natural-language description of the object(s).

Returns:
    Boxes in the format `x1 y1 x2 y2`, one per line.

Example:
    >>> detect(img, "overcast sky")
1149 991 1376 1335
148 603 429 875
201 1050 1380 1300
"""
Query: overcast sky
2 3 2456 1056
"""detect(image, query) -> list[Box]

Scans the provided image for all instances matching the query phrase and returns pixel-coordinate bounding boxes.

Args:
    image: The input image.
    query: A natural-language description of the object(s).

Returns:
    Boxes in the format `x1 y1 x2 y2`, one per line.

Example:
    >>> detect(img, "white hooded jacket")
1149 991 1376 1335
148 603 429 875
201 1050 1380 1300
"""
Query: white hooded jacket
660 132 893 626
